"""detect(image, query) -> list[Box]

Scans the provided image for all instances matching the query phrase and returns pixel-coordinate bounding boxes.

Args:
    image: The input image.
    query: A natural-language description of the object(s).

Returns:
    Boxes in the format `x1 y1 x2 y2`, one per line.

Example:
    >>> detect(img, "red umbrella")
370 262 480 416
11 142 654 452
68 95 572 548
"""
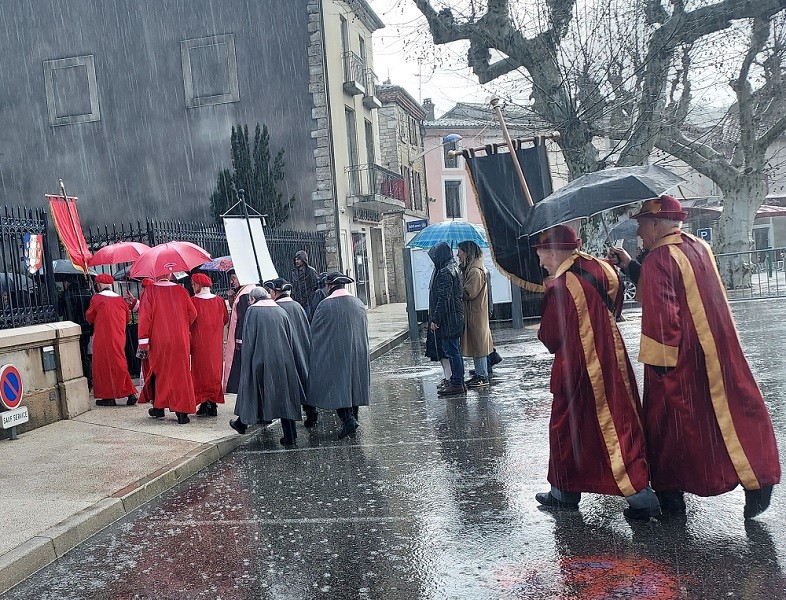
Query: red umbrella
130 242 211 279
88 241 150 266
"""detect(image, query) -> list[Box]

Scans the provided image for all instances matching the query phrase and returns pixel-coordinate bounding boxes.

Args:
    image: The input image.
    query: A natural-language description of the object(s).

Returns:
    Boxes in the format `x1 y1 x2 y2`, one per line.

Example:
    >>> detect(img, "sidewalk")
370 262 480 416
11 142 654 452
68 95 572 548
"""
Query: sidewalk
0 302 410 594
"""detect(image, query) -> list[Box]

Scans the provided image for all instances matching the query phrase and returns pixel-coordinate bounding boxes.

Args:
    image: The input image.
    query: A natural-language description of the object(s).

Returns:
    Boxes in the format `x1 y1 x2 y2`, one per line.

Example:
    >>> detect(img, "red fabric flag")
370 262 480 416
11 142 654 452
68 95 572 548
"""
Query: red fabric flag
47 194 92 273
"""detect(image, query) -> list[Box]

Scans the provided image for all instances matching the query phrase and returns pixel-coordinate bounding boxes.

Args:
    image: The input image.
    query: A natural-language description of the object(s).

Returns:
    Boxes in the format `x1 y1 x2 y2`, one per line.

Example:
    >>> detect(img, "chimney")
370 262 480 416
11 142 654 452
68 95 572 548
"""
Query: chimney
423 98 435 121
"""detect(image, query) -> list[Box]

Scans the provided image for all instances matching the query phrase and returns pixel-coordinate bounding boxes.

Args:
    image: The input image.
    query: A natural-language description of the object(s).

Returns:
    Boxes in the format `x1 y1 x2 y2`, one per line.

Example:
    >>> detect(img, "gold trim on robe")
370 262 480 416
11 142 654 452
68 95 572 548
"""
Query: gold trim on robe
668 244 760 490
565 272 637 496
639 334 679 367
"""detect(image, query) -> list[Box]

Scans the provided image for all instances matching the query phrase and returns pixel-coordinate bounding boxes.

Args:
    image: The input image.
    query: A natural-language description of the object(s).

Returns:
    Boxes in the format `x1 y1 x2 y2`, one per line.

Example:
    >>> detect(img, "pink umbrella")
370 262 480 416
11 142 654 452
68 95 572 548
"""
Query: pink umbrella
88 241 150 266
130 242 211 279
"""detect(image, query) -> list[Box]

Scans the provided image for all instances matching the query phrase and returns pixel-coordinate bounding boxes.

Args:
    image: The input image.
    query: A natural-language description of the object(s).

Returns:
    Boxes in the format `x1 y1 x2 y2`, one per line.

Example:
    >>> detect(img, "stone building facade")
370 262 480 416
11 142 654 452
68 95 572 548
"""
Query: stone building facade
376 85 428 302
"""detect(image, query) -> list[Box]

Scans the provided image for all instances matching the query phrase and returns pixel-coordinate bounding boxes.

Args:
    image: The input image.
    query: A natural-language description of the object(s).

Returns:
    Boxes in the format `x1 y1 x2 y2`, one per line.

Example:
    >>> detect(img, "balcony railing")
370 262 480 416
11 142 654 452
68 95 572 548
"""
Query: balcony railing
342 51 366 96
363 69 382 109
345 164 406 210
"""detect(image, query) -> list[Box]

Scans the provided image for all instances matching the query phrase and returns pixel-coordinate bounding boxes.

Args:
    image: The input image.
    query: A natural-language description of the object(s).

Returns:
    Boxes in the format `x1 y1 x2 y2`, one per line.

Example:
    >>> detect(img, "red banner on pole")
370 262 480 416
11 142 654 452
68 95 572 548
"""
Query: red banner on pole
46 194 92 273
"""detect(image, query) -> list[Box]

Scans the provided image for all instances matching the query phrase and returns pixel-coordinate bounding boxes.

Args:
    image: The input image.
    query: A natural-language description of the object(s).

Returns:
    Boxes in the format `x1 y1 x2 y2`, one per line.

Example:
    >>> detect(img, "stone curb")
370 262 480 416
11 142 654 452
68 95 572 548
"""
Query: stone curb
369 328 409 361
0 432 250 595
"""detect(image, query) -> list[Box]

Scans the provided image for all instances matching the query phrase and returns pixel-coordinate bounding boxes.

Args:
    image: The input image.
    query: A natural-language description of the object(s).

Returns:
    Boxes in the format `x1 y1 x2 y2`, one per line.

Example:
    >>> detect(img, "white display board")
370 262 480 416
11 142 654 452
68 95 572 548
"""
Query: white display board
223 217 278 285
410 247 512 311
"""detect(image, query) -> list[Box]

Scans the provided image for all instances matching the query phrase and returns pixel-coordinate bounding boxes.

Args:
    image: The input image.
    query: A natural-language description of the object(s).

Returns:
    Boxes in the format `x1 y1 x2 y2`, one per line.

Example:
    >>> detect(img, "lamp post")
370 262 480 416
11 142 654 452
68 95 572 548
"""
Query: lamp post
408 133 462 166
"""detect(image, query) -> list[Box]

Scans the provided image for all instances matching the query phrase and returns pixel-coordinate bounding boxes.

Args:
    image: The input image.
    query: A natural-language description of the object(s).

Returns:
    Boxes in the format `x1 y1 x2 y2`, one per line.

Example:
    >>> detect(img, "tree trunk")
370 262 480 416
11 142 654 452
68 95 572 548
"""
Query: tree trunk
715 176 766 289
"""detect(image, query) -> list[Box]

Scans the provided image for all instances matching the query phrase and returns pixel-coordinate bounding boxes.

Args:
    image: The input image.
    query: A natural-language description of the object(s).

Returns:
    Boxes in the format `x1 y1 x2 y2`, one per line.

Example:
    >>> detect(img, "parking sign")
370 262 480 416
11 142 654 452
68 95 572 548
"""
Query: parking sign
696 227 712 242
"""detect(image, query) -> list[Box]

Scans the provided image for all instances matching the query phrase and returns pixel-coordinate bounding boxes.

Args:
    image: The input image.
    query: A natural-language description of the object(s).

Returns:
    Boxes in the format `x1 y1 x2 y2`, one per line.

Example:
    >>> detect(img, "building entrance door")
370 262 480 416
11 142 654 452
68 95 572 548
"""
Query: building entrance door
352 232 370 307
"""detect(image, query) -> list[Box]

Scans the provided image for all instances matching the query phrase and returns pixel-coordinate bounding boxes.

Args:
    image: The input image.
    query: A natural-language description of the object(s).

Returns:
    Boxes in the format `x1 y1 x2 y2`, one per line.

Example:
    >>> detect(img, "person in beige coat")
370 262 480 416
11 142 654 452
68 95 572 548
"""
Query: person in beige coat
458 240 494 388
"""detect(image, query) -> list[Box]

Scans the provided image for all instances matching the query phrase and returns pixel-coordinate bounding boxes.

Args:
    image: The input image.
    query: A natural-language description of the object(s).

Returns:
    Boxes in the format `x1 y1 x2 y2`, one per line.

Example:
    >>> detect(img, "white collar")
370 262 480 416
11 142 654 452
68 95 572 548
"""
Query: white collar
277 296 294 303
154 281 177 286
98 289 119 297
195 289 216 299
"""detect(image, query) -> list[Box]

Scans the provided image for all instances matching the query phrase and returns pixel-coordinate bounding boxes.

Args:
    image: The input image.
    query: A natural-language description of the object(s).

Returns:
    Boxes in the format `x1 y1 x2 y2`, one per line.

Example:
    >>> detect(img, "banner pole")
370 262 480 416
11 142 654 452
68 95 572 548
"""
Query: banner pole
58 179 90 283
237 188 263 284
489 99 534 208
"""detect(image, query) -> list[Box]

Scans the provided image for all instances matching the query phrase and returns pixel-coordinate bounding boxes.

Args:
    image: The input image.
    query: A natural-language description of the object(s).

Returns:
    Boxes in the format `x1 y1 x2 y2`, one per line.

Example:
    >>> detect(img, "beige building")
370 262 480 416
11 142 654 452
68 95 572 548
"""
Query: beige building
308 0 403 307
376 84 429 302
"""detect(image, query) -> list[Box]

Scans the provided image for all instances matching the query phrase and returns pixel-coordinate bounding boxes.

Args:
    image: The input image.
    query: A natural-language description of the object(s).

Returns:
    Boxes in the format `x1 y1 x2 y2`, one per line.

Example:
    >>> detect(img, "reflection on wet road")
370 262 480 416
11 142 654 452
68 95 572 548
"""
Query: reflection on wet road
5 301 786 598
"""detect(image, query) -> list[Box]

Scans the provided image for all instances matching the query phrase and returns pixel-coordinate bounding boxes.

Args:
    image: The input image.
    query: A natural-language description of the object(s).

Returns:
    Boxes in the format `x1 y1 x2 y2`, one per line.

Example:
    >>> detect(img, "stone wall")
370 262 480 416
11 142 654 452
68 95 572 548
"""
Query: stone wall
0 322 90 438
307 0 339 269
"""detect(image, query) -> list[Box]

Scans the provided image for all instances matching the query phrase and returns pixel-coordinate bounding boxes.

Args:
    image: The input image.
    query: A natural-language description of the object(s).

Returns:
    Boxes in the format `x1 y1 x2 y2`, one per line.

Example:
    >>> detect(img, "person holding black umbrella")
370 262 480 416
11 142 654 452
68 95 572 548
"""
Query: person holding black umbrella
624 195 780 519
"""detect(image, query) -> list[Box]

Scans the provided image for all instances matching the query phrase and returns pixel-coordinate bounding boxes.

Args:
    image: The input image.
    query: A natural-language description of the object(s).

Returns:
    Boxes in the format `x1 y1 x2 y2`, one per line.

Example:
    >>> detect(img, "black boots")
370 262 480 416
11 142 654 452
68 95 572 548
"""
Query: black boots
176 412 190 425
148 407 165 418
126 394 138 406
95 399 116 407
744 485 774 519
229 418 247 434
197 401 218 417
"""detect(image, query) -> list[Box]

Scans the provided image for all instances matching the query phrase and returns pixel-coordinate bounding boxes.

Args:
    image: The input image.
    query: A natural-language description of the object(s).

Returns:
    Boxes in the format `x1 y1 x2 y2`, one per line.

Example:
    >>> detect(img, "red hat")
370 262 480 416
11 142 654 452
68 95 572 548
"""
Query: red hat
532 225 581 250
95 273 114 285
141 278 154 288
630 194 687 220
191 273 212 288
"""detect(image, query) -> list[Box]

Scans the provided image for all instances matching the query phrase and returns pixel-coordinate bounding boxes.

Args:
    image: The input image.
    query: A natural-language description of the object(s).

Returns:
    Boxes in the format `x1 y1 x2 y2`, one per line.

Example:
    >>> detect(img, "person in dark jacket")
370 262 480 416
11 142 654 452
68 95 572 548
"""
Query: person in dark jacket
59 279 94 389
428 242 465 396
290 250 319 318
307 271 328 322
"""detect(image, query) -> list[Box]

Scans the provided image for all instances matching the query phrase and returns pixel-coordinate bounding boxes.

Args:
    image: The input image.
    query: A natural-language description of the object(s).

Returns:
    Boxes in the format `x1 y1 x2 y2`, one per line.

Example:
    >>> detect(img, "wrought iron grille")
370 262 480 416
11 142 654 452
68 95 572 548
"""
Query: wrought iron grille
0 206 58 329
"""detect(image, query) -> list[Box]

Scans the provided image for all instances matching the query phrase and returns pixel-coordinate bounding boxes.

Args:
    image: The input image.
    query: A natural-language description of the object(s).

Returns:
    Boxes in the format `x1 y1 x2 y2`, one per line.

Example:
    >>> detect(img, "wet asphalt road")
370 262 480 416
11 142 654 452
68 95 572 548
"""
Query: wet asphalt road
5 300 786 599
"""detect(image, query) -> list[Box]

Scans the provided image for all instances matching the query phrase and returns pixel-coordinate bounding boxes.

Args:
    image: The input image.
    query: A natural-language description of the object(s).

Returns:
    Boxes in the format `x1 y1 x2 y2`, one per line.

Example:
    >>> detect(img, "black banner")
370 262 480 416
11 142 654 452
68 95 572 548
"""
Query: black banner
464 143 553 291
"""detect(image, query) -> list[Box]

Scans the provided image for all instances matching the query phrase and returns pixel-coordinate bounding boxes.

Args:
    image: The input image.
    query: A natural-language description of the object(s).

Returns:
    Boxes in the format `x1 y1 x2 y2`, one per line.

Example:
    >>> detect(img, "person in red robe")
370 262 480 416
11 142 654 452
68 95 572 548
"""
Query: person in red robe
137 277 197 424
534 225 660 520
85 274 138 407
136 278 155 404
190 273 228 417
629 195 780 519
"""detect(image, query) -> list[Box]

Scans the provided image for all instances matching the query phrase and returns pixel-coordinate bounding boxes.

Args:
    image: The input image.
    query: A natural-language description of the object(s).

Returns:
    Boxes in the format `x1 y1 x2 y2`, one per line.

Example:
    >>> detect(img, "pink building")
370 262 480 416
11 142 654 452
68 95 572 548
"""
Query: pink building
422 101 566 225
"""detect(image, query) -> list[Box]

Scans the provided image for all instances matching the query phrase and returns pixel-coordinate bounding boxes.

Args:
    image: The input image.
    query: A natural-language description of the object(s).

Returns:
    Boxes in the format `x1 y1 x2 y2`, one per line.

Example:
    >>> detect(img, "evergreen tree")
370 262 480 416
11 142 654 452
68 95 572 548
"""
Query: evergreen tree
209 123 295 228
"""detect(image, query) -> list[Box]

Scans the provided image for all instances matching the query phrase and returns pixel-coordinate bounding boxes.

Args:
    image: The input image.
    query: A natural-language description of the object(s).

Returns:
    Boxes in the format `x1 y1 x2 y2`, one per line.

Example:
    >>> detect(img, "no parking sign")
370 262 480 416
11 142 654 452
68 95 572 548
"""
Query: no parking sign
0 364 23 410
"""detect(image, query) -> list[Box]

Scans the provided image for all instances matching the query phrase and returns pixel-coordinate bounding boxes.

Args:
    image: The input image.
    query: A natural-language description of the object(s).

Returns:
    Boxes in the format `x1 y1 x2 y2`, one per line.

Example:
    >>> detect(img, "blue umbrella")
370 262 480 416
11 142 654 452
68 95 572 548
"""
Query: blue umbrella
406 221 489 250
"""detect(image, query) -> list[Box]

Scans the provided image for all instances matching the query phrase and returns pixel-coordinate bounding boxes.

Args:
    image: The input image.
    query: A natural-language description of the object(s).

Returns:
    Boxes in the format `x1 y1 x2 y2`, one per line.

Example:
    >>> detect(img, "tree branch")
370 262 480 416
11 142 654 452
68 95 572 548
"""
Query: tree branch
656 126 738 186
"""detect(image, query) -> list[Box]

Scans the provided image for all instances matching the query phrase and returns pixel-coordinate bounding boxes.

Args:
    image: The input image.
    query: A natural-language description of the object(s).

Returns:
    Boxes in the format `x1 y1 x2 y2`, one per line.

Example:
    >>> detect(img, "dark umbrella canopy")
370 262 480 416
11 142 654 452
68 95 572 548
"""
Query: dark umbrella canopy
523 165 683 236
52 259 96 282
0 273 32 292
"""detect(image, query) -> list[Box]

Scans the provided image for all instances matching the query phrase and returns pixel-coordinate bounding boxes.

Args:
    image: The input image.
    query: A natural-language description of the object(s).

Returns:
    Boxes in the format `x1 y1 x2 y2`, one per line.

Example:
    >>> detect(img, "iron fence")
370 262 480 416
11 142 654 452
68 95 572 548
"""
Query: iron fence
717 246 786 301
0 206 58 329
82 219 327 297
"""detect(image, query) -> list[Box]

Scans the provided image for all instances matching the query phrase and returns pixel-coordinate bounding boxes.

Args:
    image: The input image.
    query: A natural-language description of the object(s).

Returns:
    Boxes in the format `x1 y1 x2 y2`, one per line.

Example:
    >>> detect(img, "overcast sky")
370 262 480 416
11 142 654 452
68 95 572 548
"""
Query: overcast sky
367 0 494 117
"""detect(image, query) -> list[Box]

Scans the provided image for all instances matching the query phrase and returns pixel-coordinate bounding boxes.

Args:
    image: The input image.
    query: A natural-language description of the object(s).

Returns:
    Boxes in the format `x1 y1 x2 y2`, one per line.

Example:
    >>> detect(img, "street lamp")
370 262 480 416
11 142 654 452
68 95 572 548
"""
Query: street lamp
408 133 462 166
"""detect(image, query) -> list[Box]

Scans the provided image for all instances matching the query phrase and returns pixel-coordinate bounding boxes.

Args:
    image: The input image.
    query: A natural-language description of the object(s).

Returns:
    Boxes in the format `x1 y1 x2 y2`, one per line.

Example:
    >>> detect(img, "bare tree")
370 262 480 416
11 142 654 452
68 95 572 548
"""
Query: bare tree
413 0 786 284
656 16 786 284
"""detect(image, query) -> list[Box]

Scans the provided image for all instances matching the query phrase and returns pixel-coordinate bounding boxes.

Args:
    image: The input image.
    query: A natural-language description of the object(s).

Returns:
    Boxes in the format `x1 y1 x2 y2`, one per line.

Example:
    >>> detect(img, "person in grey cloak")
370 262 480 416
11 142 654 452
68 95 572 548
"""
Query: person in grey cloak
230 286 303 446
307 272 370 440
264 277 317 427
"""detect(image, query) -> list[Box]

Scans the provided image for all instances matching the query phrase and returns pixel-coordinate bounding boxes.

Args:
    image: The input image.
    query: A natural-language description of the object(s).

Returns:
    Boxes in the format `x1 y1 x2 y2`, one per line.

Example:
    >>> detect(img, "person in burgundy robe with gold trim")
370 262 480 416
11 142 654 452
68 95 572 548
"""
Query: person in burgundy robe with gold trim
85 273 138 407
137 278 197 424
534 225 660 520
629 195 780 519
190 273 229 417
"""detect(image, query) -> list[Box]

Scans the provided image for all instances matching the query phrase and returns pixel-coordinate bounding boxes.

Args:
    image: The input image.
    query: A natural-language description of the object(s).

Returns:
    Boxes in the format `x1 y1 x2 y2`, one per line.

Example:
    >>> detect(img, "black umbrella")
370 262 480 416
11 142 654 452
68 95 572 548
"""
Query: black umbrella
522 165 683 237
52 259 96 282
0 272 32 292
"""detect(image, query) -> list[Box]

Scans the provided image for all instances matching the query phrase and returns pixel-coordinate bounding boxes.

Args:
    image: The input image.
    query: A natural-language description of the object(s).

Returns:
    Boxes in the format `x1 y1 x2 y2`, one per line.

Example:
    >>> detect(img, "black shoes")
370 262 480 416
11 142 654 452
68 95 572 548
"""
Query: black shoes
337 418 359 440
744 485 774 519
280 437 297 447
176 412 190 425
126 394 138 406
465 375 490 389
197 401 218 417
95 399 116 407
623 505 662 521
148 407 165 418
535 491 579 510
304 417 318 428
229 418 247 435
656 490 687 515
438 382 467 396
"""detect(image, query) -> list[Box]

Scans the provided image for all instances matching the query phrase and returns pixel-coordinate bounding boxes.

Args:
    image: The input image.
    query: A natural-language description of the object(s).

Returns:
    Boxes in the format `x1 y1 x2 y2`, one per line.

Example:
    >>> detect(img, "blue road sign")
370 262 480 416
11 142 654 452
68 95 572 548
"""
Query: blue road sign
696 227 712 242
